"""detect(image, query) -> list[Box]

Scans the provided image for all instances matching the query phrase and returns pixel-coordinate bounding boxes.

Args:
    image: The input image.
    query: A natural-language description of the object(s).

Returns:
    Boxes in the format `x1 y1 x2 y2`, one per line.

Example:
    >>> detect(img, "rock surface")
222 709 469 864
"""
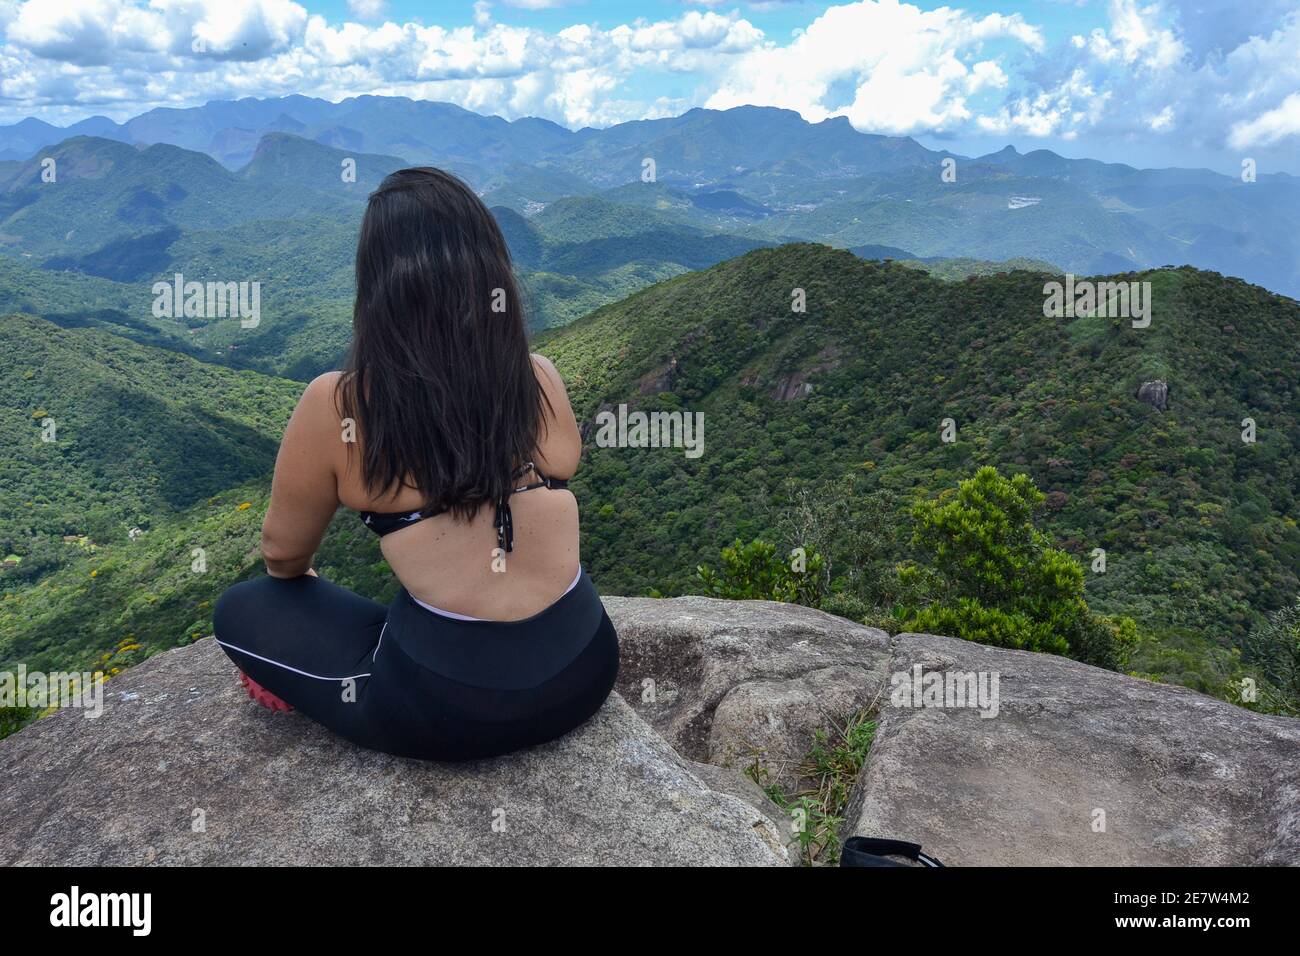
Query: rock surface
3 600 1297 866
605 595 891 792
847 633 1300 866
1134 379 1169 411
0 638 789 866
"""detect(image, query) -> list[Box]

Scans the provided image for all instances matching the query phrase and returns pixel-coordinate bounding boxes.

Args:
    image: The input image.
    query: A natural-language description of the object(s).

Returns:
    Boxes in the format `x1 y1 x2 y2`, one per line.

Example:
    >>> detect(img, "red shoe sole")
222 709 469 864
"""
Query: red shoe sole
238 671 294 712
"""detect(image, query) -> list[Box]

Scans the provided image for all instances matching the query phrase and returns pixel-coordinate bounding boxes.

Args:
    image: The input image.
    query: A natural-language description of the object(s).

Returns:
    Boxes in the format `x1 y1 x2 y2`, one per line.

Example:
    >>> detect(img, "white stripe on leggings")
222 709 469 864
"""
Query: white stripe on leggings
216 638 372 682
409 566 583 621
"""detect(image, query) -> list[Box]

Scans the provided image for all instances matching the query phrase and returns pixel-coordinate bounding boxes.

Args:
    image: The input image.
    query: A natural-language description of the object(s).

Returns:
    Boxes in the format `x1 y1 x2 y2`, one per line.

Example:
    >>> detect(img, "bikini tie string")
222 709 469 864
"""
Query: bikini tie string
495 498 514 553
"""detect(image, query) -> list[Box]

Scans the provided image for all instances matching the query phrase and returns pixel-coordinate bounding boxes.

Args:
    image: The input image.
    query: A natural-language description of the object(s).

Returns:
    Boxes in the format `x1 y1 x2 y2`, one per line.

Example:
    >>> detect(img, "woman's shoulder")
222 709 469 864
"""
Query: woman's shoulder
530 352 562 383
528 353 581 479
307 369 346 391
286 371 349 446
303 371 347 413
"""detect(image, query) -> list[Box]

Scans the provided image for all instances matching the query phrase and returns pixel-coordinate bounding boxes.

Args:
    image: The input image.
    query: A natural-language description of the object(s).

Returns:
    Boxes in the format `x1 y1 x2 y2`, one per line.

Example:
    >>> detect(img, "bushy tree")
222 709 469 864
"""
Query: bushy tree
0 704 38 741
1242 601 1300 716
1065 610 1139 672
900 466 1133 663
697 538 825 605
10 536 66 583
770 473 906 606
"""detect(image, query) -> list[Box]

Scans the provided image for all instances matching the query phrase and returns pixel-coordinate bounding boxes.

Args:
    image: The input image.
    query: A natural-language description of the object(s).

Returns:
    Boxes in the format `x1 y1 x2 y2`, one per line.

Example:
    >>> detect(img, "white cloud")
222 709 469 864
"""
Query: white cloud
346 0 385 22
976 67 1110 138
184 0 309 60
1105 0 1184 68
1029 0 1300 154
1229 91 1300 149
7 0 310 64
500 0 581 9
9 0 158 65
967 60 1007 94
0 1 768 126
704 0 1043 134
617 10 762 54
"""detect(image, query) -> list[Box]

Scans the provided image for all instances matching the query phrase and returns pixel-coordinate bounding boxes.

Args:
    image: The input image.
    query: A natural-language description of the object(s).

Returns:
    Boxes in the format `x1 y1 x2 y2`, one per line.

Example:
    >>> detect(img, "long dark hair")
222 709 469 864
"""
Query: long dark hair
337 166 548 521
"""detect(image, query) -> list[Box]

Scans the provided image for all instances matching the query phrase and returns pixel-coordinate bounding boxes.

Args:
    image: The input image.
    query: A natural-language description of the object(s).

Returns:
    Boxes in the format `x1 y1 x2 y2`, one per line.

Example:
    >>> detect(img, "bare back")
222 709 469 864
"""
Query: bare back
259 354 584 621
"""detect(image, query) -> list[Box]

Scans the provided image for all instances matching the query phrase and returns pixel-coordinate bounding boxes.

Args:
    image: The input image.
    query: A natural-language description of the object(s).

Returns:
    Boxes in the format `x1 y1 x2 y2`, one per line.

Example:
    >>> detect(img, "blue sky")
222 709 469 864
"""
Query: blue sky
1 0 1297 173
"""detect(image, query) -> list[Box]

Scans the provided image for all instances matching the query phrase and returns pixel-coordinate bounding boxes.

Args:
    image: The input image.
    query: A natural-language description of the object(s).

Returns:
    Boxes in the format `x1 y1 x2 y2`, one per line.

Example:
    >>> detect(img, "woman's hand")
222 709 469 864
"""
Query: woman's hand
265 558 315 579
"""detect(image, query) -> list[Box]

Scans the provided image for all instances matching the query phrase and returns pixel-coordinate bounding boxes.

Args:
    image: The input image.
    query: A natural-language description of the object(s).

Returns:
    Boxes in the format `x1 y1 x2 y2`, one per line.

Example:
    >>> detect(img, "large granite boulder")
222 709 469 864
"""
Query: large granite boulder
0 637 789 866
605 595 891 793
846 633 1300 866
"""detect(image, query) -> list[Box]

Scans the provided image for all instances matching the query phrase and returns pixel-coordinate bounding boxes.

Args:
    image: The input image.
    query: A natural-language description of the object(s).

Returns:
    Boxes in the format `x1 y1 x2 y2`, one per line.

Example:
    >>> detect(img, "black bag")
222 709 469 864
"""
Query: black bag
840 837 944 867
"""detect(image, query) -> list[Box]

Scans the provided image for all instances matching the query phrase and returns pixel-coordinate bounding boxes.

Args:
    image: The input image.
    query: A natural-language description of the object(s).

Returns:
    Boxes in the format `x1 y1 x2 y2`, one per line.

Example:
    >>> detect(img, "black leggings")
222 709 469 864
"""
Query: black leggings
213 569 619 761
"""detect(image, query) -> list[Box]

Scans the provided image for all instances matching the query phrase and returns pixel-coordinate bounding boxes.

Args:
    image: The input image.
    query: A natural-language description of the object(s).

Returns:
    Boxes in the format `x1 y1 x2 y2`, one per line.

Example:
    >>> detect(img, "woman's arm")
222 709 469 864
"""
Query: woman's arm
260 373 343 579
531 353 582 480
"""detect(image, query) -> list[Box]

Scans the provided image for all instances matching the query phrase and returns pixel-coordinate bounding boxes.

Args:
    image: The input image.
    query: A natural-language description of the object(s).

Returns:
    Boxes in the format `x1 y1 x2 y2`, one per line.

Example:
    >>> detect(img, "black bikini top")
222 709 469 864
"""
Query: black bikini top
358 462 569 553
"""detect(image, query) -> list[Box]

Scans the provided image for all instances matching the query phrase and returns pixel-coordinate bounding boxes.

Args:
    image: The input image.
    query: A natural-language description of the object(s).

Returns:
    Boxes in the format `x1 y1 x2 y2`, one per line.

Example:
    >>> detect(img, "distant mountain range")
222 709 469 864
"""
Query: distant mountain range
0 97 938 178
0 96 1296 300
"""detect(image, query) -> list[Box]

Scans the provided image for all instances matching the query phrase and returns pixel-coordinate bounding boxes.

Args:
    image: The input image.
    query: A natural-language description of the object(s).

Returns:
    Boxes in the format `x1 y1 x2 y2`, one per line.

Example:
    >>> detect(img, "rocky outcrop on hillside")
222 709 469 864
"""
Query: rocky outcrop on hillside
2 597 1296 866
1135 379 1169 410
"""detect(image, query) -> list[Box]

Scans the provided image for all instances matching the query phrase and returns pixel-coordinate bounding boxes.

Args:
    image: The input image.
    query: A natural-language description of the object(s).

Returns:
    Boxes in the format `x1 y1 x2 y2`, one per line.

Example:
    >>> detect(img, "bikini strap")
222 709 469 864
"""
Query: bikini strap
495 461 568 552
510 460 563 492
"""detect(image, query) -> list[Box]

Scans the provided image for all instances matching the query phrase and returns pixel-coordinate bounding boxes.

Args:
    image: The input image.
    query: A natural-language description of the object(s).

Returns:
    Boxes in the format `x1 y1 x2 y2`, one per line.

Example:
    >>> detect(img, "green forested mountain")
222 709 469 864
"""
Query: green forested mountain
749 165 1164 275
0 313 305 682
1 478 272 678
494 196 773 329
0 313 300 544
3 245 1296 718
896 256 1061 281
538 246 1299 683
0 133 785 360
0 137 366 264
238 133 408 193
0 254 142 328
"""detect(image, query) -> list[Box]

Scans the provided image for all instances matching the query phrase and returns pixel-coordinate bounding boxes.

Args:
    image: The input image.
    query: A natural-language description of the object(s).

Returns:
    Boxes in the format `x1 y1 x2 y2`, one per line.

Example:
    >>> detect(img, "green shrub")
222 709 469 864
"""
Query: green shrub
1065 612 1139 671
901 466 1135 666
900 467 1079 654
1242 601 1300 716
697 538 825 605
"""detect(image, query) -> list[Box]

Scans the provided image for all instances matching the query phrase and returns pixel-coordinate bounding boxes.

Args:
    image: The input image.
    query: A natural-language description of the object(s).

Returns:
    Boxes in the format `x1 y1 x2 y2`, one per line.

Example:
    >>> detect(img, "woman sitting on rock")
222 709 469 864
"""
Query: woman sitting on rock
213 167 619 761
